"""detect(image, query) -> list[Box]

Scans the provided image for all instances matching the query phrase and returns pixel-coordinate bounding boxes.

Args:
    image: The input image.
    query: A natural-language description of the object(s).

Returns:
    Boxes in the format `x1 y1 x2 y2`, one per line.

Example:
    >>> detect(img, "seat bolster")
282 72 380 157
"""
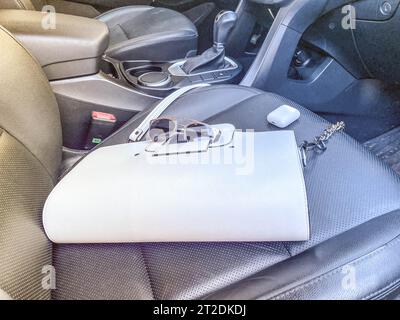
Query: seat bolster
205 209 400 300
46 0 100 18
0 27 62 180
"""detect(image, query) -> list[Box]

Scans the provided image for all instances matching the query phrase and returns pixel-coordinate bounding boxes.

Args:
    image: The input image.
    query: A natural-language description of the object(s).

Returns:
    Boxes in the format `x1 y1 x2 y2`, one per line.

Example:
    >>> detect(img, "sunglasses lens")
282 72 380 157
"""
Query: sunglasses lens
149 118 175 142
185 123 213 141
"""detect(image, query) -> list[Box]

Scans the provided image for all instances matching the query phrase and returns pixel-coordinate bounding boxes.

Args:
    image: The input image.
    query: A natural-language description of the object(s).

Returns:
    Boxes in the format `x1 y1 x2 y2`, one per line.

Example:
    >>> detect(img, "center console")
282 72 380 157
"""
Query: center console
113 56 240 97
103 10 243 97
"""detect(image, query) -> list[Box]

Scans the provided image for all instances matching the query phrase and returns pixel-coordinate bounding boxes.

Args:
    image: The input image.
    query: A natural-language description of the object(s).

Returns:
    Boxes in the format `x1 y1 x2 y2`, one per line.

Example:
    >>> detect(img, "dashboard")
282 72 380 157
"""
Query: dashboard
300 0 400 83
233 0 400 118
246 0 400 84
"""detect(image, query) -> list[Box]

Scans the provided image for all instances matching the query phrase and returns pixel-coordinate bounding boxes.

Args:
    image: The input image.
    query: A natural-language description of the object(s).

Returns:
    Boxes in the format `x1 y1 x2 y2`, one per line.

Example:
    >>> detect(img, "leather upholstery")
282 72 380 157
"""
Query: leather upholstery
1 24 400 299
0 26 62 179
0 27 60 300
0 129 54 300
0 289 12 300
54 86 400 300
46 0 100 18
0 0 41 10
97 6 198 60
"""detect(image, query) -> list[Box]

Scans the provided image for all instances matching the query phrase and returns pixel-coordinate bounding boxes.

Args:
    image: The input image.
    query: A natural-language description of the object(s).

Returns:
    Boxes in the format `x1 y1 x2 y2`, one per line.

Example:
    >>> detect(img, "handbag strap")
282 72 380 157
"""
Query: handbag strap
129 83 210 142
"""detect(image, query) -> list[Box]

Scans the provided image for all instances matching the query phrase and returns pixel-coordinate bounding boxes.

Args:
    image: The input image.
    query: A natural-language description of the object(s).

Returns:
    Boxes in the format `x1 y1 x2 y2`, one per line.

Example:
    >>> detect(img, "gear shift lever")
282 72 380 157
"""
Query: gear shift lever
181 11 238 75
213 10 238 49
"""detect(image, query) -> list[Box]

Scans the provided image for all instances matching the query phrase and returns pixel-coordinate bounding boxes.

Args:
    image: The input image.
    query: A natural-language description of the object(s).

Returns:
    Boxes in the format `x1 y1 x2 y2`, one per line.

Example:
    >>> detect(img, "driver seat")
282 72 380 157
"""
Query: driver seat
1 26 400 300
0 0 198 61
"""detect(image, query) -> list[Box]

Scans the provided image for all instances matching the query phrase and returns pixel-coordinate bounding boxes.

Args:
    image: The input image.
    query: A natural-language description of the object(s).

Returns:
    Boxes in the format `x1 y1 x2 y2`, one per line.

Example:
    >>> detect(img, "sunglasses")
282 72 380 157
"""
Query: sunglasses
148 117 221 144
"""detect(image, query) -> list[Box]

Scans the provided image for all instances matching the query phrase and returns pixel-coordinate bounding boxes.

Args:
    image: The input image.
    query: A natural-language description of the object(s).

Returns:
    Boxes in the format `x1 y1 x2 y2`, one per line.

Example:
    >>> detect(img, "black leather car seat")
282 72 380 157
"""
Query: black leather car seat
2 26 400 300
0 0 198 61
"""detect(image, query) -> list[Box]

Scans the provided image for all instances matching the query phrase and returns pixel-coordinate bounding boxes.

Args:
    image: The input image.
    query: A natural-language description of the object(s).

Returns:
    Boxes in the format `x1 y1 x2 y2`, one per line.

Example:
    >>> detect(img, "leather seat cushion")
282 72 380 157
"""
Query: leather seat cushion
0 129 54 300
0 0 39 10
97 6 198 61
53 86 400 300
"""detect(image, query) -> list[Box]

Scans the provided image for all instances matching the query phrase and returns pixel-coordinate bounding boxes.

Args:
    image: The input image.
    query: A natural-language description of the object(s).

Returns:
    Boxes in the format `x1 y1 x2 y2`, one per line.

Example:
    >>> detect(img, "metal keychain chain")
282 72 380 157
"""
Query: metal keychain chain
299 121 345 167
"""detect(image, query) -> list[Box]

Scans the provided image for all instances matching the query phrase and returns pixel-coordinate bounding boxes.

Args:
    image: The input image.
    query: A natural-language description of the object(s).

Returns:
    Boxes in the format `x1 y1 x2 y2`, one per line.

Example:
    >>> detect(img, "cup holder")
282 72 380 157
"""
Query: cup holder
137 71 171 88
128 66 163 78
121 61 172 89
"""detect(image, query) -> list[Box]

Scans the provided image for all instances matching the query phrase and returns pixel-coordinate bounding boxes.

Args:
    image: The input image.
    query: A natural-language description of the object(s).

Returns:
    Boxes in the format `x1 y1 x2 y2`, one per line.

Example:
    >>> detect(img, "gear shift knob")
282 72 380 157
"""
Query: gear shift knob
213 11 238 49
181 10 237 74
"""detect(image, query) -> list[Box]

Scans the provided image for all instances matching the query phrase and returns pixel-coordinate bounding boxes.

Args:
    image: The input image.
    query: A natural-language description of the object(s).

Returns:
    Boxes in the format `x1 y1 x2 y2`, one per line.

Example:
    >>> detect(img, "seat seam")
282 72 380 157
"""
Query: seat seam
203 92 265 122
107 32 198 52
118 31 199 42
269 234 400 300
118 24 129 39
281 243 292 257
138 244 155 300
15 0 25 9
96 5 153 20
177 87 262 107
0 127 56 185
109 23 129 41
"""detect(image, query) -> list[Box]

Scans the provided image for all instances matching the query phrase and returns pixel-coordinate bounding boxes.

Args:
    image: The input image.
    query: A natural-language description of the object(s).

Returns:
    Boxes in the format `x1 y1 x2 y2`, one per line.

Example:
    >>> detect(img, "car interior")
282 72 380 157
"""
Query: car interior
1 0 400 301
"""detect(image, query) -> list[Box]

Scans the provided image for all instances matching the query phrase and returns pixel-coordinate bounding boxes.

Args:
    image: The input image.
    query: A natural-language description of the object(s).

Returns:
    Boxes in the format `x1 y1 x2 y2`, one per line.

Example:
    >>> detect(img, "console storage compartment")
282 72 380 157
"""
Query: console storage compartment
0 10 109 80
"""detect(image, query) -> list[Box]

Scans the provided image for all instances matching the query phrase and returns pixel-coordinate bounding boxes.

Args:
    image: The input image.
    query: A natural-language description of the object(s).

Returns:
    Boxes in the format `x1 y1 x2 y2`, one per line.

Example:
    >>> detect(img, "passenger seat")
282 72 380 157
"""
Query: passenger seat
2 26 400 300
0 0 198 61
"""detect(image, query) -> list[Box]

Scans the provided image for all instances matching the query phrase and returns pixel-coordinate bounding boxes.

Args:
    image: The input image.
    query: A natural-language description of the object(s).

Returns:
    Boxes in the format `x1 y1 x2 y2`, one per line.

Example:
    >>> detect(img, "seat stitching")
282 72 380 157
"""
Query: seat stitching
117 24 129 39
203 93 266 123
96 5 152 20
15 0 25 9
362 278 400 300
183 85 262 97
270 234 400 299
138 244 155 300
0 26 54 87
0 127 55 184
107 32 198 52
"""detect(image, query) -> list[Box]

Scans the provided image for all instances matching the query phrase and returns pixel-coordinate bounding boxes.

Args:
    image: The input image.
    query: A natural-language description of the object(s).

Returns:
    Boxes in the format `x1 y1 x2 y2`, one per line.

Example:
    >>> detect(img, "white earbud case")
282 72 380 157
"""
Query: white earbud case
267 105 300 128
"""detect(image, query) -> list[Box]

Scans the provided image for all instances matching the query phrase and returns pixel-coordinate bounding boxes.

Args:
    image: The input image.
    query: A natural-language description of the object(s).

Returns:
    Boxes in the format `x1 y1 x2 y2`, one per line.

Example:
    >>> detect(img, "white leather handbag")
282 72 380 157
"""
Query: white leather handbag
43 125 309 243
